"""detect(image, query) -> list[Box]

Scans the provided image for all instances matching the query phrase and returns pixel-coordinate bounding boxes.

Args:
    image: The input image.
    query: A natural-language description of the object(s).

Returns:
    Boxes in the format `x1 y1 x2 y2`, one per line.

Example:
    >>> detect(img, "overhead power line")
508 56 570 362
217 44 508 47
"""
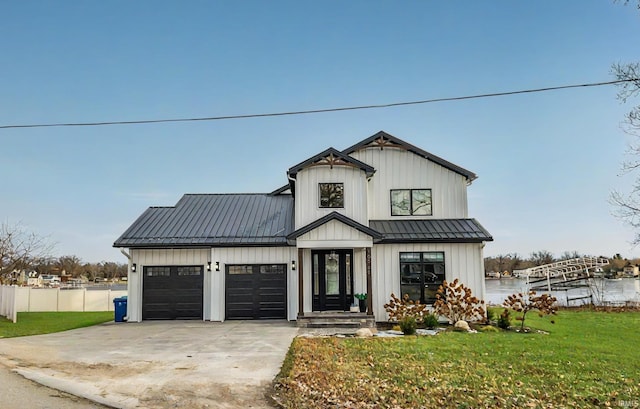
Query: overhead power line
1 79 637 130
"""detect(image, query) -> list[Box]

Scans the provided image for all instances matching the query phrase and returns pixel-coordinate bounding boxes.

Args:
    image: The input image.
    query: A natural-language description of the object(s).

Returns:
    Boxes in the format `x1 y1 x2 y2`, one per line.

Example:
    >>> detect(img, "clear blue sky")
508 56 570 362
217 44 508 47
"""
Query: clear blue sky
2 1 640 263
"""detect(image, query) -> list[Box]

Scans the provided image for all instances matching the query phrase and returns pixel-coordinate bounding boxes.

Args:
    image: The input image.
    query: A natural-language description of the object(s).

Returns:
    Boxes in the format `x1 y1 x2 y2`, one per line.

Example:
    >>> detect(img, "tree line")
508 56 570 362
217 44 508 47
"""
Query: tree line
484 251 638 275
0 222 126 285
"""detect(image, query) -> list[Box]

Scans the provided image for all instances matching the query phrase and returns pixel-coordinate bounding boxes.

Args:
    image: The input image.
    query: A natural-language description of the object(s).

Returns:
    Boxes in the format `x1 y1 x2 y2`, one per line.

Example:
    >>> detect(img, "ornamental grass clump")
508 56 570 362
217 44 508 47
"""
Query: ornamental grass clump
433 279 485 324
503 290 558 331
497 308 511 330
399 316 417 335
422 312 440 329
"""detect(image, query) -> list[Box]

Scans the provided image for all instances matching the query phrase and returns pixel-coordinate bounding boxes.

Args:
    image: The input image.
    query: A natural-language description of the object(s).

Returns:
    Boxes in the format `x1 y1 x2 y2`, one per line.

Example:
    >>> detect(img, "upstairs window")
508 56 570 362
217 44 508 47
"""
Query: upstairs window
319 183 344 208
391 189 432 216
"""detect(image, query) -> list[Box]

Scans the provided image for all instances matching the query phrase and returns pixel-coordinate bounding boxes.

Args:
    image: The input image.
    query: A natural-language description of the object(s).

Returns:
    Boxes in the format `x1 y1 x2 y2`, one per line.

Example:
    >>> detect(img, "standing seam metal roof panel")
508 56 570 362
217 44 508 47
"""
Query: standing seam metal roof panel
113 194 294 247
369 219 492 243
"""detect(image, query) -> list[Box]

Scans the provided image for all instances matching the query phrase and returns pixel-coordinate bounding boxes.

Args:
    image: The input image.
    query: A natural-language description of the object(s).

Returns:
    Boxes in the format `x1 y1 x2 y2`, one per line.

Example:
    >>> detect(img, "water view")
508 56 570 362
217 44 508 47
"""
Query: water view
485 277 640 306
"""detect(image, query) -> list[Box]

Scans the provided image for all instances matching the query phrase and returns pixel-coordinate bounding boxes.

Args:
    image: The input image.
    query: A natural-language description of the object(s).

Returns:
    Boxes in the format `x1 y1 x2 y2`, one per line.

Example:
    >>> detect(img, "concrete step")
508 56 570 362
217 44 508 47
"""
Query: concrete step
296 314 376 329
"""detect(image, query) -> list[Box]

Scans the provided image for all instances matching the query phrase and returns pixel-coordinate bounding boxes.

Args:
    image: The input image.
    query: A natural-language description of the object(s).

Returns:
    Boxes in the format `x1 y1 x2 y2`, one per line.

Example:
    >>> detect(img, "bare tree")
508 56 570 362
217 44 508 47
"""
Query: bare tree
611 2 640 241
559 250 581 260
530 250 555 266
0 222 53 284
56 255 83 277
507 253 522 272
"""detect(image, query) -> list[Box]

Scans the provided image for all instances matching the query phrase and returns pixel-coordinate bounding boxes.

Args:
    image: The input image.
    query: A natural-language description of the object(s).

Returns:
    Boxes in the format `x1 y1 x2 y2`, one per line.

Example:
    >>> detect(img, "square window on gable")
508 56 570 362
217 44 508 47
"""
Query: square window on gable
391 189 432 216
319 183 344 208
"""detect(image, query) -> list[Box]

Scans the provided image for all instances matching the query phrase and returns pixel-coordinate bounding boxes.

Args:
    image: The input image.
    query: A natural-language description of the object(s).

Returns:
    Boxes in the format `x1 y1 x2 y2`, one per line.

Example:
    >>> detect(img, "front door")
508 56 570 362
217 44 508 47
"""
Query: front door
312 250 353 311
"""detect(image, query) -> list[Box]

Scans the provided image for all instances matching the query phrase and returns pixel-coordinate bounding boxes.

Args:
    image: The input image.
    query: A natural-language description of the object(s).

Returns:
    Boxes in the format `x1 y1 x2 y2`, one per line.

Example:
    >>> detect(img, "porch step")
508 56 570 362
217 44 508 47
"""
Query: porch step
296 312 376 329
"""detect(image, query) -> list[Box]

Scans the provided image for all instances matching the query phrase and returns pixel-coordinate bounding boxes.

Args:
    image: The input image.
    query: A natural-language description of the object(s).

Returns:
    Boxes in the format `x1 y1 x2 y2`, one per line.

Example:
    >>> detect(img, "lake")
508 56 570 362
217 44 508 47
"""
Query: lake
485 277 640 306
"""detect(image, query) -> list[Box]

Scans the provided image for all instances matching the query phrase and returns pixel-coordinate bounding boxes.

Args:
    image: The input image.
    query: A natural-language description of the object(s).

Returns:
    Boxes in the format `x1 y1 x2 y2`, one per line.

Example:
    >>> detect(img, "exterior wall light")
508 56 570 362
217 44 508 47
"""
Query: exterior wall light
291 260 296 271
131 263 137 273
207 261 212 272
215 261 220 272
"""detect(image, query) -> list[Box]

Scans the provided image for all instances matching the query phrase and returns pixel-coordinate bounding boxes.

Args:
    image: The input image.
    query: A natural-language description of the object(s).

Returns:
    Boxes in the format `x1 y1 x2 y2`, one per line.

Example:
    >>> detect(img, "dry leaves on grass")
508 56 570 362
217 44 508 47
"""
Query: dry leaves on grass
274 337 630 409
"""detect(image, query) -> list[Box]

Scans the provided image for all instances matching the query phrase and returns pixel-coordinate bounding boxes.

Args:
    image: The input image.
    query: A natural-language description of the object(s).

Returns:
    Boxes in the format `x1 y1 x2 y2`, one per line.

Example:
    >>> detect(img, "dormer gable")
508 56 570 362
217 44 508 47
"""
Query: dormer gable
288 147 375 180
288 147 374 228
343 130 477 183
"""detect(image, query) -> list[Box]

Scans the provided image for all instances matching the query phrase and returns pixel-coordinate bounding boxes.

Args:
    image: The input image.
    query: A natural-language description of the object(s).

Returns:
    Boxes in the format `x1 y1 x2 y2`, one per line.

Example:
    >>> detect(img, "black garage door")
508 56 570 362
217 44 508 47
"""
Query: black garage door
143 266 203 320
226 264 287 320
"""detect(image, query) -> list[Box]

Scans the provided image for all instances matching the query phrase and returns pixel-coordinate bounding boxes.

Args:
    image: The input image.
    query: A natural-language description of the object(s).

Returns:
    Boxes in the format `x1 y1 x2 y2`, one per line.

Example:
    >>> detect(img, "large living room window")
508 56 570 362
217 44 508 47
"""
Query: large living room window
319 183 344 208
390 189 432 216
399 252 444 304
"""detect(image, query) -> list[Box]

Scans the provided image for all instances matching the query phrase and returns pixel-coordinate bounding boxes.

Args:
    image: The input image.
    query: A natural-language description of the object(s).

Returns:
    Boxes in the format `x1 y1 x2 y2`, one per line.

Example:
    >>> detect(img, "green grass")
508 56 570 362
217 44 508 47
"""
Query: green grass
0 312 114 338
275 310 640 408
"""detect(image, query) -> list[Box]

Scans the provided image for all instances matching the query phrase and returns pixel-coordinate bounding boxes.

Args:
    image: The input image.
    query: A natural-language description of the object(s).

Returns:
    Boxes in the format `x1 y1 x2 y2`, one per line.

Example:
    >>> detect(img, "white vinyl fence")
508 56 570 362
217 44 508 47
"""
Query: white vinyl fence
0 285 127 323
0 285 17 323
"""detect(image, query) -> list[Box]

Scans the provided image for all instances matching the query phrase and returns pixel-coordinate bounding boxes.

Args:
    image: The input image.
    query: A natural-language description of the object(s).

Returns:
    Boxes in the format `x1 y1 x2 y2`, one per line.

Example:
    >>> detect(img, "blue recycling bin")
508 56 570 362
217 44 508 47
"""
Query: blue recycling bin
113 296 128 322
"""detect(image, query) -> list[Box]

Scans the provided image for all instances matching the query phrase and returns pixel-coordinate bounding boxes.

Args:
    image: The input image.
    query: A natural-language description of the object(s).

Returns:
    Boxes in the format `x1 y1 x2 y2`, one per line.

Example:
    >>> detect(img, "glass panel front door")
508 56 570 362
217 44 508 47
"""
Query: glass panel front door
325 253 340 295
312 249 353 311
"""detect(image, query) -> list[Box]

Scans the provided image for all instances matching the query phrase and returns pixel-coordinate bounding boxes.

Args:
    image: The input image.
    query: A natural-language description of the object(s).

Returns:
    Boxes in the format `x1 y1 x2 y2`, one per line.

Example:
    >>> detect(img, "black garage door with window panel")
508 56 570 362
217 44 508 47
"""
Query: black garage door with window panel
143 266 203 320
226 264 287 320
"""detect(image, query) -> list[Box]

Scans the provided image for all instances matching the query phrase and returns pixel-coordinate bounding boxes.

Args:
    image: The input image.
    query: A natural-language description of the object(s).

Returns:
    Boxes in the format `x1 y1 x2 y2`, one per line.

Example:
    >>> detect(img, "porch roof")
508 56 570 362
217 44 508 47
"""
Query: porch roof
369 219 493 243
287 212 383 242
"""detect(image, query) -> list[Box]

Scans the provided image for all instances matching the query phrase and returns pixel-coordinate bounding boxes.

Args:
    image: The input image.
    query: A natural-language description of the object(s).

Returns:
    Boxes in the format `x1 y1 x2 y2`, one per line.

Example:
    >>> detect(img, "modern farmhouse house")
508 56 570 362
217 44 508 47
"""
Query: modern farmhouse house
114 131 492 323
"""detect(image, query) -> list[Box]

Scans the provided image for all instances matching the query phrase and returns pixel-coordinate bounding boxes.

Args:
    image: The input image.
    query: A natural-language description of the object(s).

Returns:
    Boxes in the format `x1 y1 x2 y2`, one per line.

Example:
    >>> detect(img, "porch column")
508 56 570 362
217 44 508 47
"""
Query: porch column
366 247 373 316
298 248 304 317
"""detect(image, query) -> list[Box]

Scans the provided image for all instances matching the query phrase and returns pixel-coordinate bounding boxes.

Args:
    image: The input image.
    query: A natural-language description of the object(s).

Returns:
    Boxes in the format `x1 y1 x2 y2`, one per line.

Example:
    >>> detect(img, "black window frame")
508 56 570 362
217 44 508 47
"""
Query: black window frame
399 251 445 304
319 183 344 208
390 188 433 216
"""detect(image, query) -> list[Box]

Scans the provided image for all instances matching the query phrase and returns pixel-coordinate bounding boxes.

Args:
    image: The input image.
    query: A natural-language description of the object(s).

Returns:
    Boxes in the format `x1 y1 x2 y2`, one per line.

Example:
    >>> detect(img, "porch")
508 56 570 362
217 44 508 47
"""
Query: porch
295 246 375 324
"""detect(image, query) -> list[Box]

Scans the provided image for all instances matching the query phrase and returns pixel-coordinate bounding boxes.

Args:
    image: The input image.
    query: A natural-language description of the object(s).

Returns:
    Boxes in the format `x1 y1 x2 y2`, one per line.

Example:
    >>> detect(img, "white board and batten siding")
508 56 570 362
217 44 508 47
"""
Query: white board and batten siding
371 243 485 320
296 220 373 249
350 147 469 220
129 248 211 322
295 166 368 228
211 247 297 321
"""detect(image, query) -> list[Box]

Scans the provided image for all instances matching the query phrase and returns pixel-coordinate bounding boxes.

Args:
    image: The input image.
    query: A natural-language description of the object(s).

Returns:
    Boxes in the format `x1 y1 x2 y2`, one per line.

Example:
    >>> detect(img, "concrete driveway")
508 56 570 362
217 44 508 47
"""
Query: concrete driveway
0 321 299 409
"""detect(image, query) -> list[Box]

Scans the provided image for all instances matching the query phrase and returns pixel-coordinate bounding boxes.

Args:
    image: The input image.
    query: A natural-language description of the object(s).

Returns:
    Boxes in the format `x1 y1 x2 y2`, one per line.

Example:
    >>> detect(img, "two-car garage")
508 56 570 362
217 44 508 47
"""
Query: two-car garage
141 263 287 321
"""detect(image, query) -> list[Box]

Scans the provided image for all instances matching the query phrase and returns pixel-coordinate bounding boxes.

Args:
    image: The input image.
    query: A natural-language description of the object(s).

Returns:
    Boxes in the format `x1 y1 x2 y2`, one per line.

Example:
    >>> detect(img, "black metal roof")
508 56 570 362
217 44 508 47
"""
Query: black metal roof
269 184 291 195
342 131 477 182
369 219 492 243
287 211 383 242
113 194 294 247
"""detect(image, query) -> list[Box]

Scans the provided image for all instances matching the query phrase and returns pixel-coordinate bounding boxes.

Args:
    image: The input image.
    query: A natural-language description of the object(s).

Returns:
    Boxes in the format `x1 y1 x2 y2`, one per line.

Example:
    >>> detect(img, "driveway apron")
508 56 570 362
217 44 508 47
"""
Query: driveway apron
0 320 299 409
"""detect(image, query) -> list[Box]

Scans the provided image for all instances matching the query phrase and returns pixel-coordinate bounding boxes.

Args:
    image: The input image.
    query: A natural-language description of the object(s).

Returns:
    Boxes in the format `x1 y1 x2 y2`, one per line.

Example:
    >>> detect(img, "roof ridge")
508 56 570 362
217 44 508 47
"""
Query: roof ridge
182 193 272 196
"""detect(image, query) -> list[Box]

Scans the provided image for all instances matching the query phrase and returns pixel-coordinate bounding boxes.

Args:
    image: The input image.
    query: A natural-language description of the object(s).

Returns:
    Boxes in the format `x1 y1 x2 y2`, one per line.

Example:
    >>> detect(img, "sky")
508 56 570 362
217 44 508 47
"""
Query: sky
2 1 640 263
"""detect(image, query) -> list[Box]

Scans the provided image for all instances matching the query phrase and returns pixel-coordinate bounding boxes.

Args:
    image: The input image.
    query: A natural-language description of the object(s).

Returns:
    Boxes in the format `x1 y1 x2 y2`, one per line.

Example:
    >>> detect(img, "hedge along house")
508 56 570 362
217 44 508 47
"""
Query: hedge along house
113 131 492 324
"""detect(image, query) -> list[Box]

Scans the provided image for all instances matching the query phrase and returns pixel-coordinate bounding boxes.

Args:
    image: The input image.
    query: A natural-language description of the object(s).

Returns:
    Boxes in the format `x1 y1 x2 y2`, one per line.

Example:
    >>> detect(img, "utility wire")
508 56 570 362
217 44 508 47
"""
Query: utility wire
1 79 637 130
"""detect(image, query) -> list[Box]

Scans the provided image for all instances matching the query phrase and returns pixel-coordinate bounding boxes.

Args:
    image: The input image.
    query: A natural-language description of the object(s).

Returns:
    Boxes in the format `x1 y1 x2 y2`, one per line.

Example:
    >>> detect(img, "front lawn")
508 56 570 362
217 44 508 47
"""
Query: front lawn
0 312 114 338
275 310 640 408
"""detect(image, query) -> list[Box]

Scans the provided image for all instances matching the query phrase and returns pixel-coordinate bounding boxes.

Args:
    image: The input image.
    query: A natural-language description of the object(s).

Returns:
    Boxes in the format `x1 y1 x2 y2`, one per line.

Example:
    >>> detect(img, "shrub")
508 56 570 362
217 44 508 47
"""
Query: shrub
478 325 500 332
503 290 558 331
485 307 496 324
497 309 511 330
433 279 485 323
384 293 428 323
399 316 417 335
423 313 440 329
